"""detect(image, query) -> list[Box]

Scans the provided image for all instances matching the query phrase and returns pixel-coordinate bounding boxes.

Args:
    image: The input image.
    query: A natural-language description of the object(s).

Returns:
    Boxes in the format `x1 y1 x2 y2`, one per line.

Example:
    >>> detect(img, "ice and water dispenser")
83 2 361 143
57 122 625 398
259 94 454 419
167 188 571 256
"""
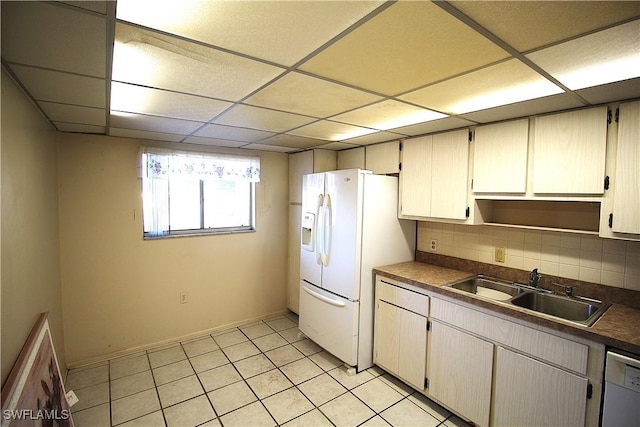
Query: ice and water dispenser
301 212 315 251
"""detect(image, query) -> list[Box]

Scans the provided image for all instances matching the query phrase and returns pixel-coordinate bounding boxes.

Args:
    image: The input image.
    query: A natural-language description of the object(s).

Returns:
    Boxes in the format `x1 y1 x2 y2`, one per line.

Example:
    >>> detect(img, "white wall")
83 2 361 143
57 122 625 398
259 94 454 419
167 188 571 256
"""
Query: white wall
58 134 289 366
1 69 66 383
418 222 640 291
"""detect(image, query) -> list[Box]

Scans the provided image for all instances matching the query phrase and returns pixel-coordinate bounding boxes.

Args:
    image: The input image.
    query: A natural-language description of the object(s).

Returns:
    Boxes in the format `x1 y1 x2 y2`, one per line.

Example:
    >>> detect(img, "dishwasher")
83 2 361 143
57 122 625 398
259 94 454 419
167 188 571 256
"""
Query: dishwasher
601 350 640 426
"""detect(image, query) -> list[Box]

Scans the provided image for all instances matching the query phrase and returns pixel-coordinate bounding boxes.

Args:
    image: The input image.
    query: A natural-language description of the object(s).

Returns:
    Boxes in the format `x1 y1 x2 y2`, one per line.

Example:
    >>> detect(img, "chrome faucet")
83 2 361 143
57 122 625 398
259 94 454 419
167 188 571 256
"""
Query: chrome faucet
529 268 542 287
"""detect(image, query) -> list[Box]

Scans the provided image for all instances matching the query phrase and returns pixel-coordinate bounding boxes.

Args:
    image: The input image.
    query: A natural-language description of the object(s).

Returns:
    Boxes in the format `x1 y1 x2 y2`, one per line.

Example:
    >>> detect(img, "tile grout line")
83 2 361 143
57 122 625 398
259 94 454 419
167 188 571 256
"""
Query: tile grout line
71 314 461 427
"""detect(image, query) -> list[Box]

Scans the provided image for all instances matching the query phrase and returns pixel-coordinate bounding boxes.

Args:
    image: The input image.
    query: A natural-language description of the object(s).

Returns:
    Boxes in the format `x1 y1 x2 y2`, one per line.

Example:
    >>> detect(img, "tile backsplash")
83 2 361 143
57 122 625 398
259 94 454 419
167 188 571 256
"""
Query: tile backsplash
417 222 640 292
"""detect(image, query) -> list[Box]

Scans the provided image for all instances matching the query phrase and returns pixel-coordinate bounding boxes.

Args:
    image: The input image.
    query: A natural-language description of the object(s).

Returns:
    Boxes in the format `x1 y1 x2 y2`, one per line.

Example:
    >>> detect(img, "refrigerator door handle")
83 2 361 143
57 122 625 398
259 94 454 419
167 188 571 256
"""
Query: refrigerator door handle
302 284 346 307
321 194 332 266
315 194 324 265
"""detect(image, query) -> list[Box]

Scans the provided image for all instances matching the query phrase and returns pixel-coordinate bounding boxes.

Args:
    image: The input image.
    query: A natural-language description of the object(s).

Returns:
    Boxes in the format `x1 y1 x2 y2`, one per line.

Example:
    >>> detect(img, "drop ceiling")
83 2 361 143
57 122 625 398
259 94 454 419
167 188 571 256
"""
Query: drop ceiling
2 1 639 153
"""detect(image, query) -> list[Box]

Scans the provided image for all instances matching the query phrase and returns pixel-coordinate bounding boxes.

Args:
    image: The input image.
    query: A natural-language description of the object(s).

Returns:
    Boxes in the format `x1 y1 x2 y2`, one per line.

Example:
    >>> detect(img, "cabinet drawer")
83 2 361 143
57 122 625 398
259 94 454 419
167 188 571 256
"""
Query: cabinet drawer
377 279 429 317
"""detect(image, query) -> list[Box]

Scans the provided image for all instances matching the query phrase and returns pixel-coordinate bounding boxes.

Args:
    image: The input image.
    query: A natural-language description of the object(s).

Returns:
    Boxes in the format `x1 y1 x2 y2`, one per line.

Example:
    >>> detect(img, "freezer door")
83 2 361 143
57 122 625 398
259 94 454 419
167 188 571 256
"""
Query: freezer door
300 173 324 287
299 281 359 366
321 169 363 300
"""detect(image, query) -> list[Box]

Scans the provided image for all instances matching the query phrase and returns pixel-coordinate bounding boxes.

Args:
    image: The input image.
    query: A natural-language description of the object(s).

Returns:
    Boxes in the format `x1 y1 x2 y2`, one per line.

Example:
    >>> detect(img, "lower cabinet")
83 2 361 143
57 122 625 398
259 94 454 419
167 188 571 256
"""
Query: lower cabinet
374 279 428 391
493 346 588 426
373 277 603 427
428 320 493 427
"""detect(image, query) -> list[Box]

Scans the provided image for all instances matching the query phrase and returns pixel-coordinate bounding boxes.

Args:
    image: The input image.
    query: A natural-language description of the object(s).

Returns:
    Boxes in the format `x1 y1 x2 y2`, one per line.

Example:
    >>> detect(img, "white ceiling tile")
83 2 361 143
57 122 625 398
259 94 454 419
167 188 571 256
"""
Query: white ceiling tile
116 0 385 66
287 120 376 142
244 72 382 118
240 144 296 153
182 136 248 148
110 82 233 122
8 65 106 108
109 127 185 142
113 23 286 101
575 78 640 105
458 93 584 124
214 105 316 133
312 142 360 151
1 1 106 77
257 134 327 150
299 1 509 95
391 117 477 137
400 59 564 115
110 112 203 135
341 131 406 146
192 124 275 143
331 100 447 130
450 1 640 52
56 123 105 134
40 102 105 126
526 20 640 90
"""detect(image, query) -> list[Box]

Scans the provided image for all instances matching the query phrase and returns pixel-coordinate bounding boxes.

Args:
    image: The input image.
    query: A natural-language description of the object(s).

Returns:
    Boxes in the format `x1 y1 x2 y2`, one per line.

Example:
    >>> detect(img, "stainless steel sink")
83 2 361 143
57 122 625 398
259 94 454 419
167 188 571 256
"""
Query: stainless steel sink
510 291 610 326
445 275 610 327
448 276 526 301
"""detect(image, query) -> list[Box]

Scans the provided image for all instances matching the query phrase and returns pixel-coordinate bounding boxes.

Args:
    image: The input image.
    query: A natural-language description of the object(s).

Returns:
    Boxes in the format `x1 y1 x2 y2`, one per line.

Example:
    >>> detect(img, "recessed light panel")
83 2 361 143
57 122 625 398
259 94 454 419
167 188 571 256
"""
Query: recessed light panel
331 100 447 131
110 82 233 122
287 120 376 142
526 20 640 90
400 59 564 115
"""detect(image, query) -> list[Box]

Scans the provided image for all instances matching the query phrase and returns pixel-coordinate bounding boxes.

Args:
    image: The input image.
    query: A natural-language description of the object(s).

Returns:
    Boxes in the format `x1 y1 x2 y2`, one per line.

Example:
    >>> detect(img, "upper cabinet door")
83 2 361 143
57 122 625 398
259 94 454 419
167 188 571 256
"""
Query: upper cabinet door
337 146 365 170
289 150 314 204
366 141 400 174
612 101 640 234
431 129 470 220
399 135 433 217
532 106 608 194
473 119 529 194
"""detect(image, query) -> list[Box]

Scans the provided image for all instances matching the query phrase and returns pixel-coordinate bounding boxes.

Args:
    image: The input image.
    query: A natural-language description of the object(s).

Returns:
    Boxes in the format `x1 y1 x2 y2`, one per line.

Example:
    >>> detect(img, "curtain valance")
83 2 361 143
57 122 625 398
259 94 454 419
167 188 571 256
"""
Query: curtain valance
141 147 260 182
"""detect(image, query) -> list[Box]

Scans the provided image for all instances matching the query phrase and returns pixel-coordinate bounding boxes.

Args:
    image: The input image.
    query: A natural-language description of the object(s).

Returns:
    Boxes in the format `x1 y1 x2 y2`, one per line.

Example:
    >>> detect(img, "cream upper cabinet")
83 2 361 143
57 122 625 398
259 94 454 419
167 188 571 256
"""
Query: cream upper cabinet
428 320 493 427
611 101 640 234
493 346 588 427
473 119 529 194
366 141 400 174
337 146 365 170
532 106 608 195
399 135 433 217
400 129 469 220
374 278 429 391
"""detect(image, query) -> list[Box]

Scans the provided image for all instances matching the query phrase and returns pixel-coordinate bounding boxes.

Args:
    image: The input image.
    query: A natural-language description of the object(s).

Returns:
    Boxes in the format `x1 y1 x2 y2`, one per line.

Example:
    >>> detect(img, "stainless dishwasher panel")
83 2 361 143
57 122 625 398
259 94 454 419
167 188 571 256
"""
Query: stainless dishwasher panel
602 351 640 426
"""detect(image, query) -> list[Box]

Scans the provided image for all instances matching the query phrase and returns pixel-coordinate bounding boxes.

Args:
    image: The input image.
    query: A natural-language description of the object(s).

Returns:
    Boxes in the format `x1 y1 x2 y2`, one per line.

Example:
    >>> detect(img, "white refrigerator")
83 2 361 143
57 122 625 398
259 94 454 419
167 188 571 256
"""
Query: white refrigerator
299 169 415 372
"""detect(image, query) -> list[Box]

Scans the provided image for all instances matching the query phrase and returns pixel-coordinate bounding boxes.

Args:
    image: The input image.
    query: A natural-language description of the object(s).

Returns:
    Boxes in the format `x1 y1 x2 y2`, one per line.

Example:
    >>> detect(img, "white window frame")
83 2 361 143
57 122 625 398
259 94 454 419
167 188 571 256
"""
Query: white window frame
140 148 259 239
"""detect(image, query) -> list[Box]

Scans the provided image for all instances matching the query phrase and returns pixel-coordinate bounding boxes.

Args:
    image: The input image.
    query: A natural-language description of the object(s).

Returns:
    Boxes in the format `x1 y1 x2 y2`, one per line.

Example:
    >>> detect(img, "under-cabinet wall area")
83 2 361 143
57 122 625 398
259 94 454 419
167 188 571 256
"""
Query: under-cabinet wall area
417 221 640 291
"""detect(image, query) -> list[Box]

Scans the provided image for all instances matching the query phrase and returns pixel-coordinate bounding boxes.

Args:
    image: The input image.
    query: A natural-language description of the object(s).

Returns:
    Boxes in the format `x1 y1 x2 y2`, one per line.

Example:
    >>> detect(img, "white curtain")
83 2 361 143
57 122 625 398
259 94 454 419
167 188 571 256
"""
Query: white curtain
140 148 260 236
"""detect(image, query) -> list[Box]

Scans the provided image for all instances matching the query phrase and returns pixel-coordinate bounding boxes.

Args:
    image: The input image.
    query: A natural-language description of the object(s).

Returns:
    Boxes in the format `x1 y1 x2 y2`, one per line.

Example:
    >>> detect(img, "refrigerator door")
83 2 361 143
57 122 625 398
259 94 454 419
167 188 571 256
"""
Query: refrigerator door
321 169 363 300
300 173 324 287
299 281 359 366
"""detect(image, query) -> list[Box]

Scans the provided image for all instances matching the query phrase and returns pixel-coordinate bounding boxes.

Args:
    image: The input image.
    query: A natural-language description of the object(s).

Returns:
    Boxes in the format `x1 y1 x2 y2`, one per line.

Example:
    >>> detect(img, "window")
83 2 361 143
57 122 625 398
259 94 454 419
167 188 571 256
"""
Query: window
141 148 259 238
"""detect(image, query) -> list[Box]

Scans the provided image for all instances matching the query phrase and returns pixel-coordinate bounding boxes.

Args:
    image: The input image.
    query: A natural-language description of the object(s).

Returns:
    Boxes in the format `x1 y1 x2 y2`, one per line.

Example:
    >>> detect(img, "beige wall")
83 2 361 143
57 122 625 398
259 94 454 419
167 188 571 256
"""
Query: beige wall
418 222 640 291
58 134 289 366
1 70 66 384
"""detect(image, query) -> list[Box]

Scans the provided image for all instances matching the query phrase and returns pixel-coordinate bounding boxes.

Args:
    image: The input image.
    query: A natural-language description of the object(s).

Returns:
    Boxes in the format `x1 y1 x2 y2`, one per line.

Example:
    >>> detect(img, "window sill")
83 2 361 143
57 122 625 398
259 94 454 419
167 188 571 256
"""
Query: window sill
143 227 256 240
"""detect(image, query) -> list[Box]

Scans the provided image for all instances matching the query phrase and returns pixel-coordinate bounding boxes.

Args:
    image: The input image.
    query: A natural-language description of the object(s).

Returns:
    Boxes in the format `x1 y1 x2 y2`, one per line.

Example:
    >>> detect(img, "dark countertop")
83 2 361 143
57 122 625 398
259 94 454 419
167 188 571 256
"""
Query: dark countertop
374 261 640 355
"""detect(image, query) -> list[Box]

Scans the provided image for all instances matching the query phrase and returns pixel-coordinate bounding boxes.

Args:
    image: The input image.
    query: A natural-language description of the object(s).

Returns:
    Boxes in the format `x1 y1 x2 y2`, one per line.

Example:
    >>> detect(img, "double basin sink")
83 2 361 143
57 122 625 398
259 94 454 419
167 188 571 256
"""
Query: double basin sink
445 276 610 327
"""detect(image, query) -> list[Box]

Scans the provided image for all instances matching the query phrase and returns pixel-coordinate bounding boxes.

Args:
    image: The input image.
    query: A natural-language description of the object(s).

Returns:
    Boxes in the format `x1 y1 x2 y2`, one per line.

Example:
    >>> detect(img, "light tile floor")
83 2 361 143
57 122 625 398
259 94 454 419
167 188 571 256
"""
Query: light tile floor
66 313 468 427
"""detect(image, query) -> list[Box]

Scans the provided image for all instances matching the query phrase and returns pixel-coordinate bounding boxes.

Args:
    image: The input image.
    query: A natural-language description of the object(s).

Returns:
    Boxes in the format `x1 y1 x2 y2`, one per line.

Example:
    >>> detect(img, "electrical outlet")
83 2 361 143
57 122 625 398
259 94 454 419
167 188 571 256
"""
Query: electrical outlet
180 292 188 304
495 247 506 263
430 239 438 252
